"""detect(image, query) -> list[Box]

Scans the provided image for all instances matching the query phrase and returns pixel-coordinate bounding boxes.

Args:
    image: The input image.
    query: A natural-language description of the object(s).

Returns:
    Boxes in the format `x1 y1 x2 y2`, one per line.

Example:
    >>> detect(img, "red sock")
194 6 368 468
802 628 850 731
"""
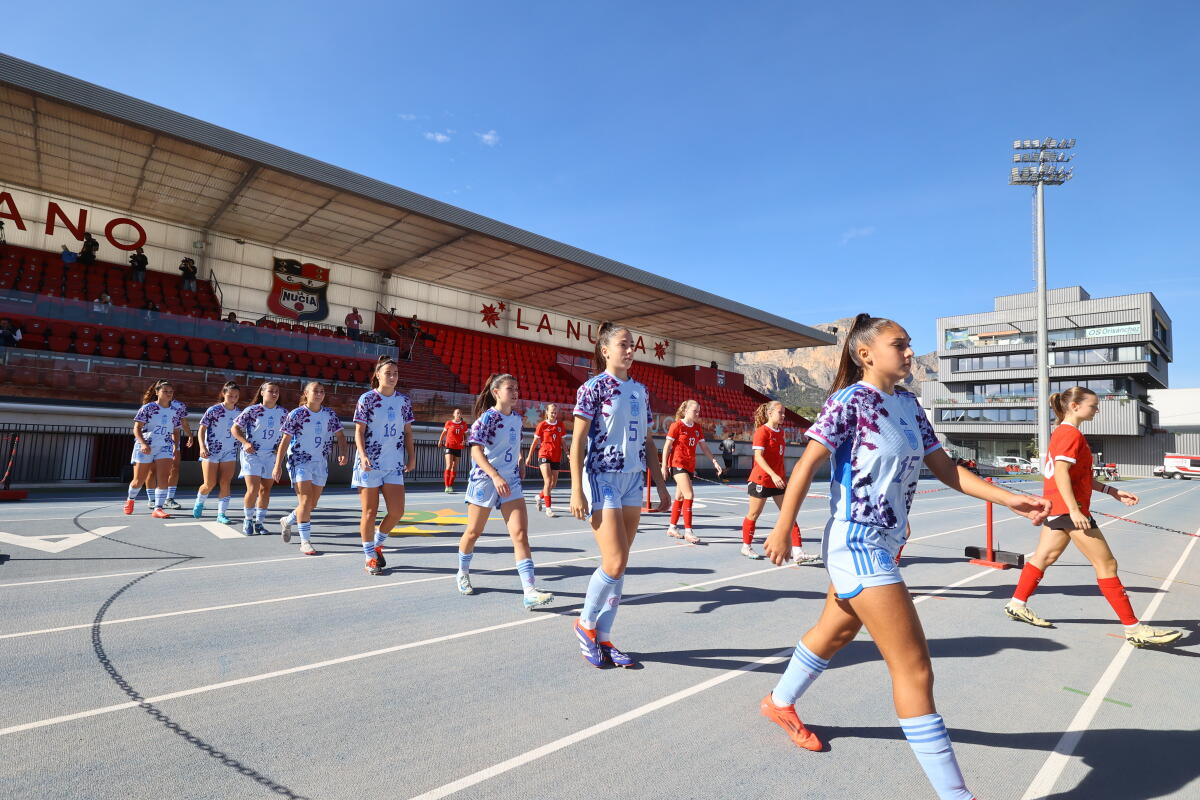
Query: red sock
1013 563 1044 603
449 469 456 484
741 518 755 545
544 493 552 508
682 498 693 528
1097 577 1138 625
790 523 802 548
443 470 451 488
670 499 682 526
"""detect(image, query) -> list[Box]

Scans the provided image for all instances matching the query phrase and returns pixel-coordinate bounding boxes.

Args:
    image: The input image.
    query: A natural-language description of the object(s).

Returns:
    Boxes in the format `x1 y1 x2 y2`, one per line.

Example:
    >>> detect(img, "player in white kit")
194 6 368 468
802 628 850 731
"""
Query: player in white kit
232 381 288 536
193 381 241 524
125 379 185 518
273 381 348 555
756 314 1051 800
454 373 554 610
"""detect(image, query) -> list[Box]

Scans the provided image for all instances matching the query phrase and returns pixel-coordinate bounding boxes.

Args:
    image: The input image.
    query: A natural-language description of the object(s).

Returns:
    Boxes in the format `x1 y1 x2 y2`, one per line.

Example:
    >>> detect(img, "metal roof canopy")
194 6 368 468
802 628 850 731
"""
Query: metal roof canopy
0 54 834 353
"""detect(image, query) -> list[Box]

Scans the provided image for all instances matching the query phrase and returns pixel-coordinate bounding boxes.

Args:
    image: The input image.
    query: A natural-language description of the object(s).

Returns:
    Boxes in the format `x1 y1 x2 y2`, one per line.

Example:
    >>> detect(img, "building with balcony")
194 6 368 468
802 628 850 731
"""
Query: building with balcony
921 286 1173 476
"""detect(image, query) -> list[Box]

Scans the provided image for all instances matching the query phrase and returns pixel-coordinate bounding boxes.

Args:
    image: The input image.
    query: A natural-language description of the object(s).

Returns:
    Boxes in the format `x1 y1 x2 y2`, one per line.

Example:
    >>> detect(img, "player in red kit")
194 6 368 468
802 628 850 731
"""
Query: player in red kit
527 404 566 518
742 401 819 564
438 408 468 493
660 399 723 544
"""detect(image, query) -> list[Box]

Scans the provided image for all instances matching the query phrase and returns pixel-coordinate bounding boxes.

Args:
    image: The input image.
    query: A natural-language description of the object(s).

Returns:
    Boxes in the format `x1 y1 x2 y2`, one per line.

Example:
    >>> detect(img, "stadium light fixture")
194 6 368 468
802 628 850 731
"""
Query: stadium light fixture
1010 136 1076 463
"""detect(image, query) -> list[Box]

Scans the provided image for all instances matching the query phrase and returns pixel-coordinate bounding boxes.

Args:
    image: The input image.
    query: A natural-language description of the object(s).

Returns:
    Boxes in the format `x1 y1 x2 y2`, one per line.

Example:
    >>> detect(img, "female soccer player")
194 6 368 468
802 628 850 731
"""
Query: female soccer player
126 379 184 518
162 396 194 510
740 400 819 564
758 313 1051 800
193 381 241 524
1003 386 1182 647
570 322 671 668
273 382 348 555
526 403 566 518
232 381 288 536
438 408 468 494
660 399 724 544
353 356 414 576
455 374 554 610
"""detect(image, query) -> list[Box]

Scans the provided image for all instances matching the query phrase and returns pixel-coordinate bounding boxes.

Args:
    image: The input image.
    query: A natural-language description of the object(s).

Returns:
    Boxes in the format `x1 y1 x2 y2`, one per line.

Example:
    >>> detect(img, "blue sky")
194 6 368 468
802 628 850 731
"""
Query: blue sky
5 1 1198 383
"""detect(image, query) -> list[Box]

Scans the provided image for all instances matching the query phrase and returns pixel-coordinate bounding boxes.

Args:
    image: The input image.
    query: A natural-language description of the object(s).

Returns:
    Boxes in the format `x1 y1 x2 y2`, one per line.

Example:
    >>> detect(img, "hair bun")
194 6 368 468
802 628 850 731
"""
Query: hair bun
852 313 872 329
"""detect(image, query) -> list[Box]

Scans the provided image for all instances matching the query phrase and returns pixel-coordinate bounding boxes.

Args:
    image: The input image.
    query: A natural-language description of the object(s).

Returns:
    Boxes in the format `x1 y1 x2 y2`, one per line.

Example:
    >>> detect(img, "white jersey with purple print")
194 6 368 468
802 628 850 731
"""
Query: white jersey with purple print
170 399 188 431
233 404 289 457
353 389 415 470
281 406 343 469
573 373 653 474
199 404 239 459
806 382 941 531
133 402 178 457
467 408 523 482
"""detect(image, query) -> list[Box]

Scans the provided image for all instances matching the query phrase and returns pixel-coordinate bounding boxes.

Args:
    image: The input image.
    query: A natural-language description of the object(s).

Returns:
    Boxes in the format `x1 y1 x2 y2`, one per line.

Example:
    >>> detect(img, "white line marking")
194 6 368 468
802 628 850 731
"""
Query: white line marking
163 521 246 539
0 563 789 738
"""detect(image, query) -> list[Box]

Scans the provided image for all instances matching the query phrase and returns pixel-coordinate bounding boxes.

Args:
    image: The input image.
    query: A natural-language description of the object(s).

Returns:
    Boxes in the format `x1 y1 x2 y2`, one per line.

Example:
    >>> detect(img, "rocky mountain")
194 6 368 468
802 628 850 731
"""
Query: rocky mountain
734 316 938 412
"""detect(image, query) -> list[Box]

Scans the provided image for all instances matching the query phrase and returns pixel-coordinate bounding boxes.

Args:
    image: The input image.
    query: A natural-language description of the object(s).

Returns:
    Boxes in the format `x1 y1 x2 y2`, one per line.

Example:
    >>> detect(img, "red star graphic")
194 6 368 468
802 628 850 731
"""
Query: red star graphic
480 303 501 327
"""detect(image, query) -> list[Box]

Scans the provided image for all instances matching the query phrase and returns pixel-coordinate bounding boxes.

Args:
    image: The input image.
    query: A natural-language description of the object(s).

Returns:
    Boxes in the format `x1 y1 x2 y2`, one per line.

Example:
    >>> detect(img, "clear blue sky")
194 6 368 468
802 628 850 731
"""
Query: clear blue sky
6 1 1198 382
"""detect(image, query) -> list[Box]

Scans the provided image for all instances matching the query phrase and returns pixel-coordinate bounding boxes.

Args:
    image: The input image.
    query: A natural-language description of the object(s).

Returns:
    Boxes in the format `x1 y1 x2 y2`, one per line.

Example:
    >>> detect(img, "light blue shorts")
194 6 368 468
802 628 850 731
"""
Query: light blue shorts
239 451 274 479
822 518 905 599
288 459 329 488
200 452 238 464
465 471 524 509
582 471 645 516
131 442 174 464
352 464 406 489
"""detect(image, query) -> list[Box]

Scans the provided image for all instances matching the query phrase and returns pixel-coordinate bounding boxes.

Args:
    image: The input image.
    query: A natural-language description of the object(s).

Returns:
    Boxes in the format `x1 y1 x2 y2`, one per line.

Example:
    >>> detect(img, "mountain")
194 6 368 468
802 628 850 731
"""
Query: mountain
734 316 937 412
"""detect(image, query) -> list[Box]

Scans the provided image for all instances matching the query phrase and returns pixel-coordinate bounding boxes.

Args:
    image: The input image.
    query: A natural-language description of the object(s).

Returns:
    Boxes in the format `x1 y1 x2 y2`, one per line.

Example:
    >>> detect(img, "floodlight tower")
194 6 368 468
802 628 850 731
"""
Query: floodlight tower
1010 137 1075 464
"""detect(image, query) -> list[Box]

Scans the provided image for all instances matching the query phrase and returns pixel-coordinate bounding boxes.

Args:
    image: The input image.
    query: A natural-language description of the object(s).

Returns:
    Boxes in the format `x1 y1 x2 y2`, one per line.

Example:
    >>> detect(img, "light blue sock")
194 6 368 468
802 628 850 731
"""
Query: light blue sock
243 507 254 521
458 551 473 574
154 489 166 508
127 487 139 500
256 507 267 523
194 491 209 503
771 642 829 706
374 528 388 547
362 540 376 559
579 568 620 630
516 558 536 591
596 575 624 640
167 486 177 500
217 497 231 515
899 714 972 800
297 522 312 542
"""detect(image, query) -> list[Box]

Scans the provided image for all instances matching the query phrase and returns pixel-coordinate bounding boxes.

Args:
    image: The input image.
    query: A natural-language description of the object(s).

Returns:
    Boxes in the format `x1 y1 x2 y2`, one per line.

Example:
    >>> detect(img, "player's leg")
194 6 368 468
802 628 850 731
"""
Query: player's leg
773 494 819 564
294 481 322 554
358 485 383 574
253 477 274 535
456 500 490 595
241 473 259 535
165 446 182 509
371 480 406 569
1004 525 1069 627
126 461 152 514
539 461 556 517
673 471 700 543
741 494 767 558
194 458 217 518
150 458 173 517
503 498 552 609
215 460 236 523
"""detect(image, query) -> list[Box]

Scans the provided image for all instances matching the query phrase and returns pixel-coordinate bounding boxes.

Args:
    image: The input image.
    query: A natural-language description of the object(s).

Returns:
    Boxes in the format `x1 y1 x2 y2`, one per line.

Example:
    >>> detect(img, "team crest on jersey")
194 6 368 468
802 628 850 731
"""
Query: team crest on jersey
267 258 330 321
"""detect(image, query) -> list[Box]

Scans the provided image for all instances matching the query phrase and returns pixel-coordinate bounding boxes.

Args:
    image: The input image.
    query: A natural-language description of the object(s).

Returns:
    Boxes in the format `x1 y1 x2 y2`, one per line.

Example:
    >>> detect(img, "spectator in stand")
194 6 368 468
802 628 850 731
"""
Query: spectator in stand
345 307 363 341
93 292 113 314
79 233 100 265
60 245 78 266
406 314 426 360
144 299 160 321
129 247 148 283
179 258 198 292
335 326 346 338
224 312 238 331
0 318 21 347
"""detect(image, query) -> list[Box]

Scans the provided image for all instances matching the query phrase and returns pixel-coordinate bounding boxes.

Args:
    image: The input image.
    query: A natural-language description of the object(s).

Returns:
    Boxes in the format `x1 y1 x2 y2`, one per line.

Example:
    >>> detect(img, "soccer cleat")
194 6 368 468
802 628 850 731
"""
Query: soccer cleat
444 486 453 494
522 588 554 610
1125 623 1183 648
191 500 204 519
1005 602 1054 628
456 572 475 595
123 499 135 515
574 620 606 668
666 524 683 539
545 507 556 518
253 521 267 536
151 508 171 519
280 514 294 543
164 498 182 510
364 558 383 576
536 495 545 512
792 550 821 566
374 546 387 569
216 512 231 524
299 541 318 555
760 695 823 751
683 528 702 544
242 518 254 536
741 543 763 560
600 641 638 668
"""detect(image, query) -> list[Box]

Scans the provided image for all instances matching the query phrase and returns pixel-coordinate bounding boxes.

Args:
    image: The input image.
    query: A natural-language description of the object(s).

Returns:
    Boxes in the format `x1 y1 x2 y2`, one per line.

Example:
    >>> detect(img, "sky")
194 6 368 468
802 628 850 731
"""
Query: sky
4 1 1198 383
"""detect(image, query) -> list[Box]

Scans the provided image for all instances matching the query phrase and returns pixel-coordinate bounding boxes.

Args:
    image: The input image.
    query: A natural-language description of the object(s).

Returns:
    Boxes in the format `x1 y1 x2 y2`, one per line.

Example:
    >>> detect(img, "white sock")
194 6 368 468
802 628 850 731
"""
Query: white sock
217 497 231 515
195 491 209 502
374 528 388 547
256 508 267 522
1008 598 1026 608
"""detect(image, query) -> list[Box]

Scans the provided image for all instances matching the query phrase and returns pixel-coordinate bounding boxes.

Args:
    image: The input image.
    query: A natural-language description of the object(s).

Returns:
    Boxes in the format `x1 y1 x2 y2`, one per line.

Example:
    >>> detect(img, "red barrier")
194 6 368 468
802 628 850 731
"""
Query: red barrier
964 478 1022 569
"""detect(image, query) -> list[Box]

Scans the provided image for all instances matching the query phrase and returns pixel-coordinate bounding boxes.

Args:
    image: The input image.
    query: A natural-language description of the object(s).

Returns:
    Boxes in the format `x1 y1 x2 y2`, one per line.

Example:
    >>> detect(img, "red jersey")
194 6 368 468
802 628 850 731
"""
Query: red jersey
666 420 703 471
1042 422 1093 516
535 420 566 460
443 419 467 449
749 424 786 486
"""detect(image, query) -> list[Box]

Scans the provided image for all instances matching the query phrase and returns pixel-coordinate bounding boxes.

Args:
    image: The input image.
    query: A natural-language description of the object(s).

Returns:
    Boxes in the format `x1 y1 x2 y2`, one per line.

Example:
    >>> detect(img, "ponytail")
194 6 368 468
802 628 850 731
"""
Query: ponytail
1049 386 1096 423
472 373 515 419
754 400 781 428
828 313 900 395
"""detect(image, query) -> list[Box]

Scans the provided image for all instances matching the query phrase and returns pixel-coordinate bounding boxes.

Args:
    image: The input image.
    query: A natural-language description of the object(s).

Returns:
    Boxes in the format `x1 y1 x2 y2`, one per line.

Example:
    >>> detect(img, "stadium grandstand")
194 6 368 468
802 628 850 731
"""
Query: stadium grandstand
0 54 834 485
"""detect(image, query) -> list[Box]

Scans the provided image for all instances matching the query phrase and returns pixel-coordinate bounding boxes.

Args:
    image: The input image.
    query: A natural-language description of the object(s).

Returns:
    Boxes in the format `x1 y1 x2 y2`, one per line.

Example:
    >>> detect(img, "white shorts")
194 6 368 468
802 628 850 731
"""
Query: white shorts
200 453 238 464
131 442 174 464
352 464 406 489
288 459 329 487
239 451 274 479
822 518 905 599
464 471 524 509
582 471 645 516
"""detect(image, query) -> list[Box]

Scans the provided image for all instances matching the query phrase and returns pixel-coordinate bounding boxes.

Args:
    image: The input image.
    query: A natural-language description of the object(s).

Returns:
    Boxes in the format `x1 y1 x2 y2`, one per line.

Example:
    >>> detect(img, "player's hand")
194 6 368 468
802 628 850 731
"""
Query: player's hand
244 443 257 455
1069 509 1092 530
359 455 373 472
764 526 790 565
199 448 210 460
492 475 511 498
1114 489 1138 506
186 436 195 449
771 473 786 489
272 466 283 483
140 443 152 455
655 486 671 513
337 454 348 466
570 489 589 521
404 462 414 473
1005 493 1051 526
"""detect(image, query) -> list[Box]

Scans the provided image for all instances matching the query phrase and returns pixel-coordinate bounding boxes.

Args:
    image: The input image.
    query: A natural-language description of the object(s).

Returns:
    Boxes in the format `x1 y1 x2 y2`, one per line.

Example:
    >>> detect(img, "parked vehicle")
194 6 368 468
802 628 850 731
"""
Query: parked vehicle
995 456 1036 473
1157 453 1200 479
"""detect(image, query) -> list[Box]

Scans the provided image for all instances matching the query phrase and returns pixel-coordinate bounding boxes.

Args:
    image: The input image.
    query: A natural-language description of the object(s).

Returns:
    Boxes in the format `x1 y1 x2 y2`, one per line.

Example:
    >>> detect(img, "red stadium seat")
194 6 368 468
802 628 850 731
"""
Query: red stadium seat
210 354 231 369
297 352 313 365
245 346 263 360
287 362 304 377
191 352 211 367
76 340 98 355
168 349 189 365
337 368 352 382
48 336 71 352
271 361 286 375
147 347 167 362
281 351 296 363
252 359 268 373
124 331 145 346
320 367 337 381
147 334 165 348
304 364 320 378
312 354 328 367
187 339 207 353
209 341 227 355
226 344 245 357
49 322 72 338
263 349 279 362
100 343 121 358
167 337 187 351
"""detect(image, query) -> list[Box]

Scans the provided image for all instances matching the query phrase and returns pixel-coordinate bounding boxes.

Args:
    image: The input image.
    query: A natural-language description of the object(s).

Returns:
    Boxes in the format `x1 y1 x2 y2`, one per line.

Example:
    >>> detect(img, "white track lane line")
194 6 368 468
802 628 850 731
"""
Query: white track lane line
1020 491 1199 800
0 563 792 738
406 485 1194 800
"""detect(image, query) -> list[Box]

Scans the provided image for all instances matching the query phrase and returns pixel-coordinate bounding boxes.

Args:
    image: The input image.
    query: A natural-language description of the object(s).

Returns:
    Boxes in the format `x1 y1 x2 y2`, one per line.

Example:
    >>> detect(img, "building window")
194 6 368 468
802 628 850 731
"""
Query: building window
938 407 1040 423
1153 315 1169 346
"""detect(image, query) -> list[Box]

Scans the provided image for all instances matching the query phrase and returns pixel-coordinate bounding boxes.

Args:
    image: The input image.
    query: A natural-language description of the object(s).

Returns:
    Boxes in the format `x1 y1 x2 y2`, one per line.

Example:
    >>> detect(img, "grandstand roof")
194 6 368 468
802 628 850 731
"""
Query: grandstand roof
0 54 835 353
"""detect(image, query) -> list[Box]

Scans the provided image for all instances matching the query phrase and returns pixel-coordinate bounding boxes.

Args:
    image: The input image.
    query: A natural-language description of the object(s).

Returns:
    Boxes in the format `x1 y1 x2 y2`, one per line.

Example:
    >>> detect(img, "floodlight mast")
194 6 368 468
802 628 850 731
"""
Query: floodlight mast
1011 138 1075 465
